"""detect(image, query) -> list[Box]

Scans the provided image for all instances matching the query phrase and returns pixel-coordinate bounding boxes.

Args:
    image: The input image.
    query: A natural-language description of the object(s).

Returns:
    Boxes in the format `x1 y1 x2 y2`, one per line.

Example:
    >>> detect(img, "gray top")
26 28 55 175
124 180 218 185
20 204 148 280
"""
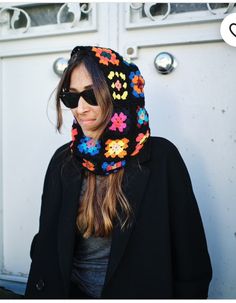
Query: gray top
70 174 112 298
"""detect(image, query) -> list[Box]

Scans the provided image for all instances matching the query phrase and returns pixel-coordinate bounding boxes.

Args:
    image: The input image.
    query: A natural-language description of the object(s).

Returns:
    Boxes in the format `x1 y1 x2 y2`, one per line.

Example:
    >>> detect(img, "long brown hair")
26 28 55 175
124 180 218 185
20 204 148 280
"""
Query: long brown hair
55 51 133 238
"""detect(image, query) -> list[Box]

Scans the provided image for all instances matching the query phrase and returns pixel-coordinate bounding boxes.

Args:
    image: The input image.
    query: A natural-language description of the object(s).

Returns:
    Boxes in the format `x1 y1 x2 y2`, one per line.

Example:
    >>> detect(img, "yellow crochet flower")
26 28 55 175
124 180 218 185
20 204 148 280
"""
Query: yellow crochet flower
105 138 129 158
107 71 128 100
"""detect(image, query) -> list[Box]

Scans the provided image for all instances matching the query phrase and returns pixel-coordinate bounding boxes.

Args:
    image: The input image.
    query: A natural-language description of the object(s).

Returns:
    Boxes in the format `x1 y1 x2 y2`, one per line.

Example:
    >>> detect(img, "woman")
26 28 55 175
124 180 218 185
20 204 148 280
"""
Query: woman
24 46 212 299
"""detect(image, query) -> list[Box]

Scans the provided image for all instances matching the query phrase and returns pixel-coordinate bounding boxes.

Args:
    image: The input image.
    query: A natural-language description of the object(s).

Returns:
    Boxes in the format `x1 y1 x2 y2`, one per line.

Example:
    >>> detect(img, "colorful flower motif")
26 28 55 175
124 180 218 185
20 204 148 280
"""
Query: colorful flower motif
109 112 127 132
105 138 129 158
102 160 126 173
71 128 78 141
137 106 149 128
130 143 143 156
131 130 150 156
77 137 101 156
92 47 119 66
137 131 150 145
107 71 128 100
82 159 95 171
129 71 145 98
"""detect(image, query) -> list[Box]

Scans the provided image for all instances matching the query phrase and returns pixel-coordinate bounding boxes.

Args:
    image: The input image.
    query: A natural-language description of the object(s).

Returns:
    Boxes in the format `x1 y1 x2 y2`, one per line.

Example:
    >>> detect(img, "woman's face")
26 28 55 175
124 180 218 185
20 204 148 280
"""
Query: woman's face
69 63 102 139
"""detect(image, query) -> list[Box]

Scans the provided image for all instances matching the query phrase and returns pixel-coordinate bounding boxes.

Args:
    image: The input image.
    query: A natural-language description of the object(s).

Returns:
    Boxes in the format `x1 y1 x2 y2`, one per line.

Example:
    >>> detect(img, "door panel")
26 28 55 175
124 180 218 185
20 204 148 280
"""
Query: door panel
0 2 235 298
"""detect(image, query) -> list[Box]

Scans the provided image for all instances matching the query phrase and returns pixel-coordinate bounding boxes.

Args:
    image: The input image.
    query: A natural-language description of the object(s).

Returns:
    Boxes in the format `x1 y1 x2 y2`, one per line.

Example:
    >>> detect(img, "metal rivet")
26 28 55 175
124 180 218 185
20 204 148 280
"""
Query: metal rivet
154 52 177 74
53 57 68 77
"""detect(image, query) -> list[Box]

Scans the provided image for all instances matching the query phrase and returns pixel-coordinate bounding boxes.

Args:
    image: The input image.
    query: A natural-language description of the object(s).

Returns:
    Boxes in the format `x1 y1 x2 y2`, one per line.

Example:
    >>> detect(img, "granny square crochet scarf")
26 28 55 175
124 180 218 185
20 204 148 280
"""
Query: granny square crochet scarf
69 46 151 175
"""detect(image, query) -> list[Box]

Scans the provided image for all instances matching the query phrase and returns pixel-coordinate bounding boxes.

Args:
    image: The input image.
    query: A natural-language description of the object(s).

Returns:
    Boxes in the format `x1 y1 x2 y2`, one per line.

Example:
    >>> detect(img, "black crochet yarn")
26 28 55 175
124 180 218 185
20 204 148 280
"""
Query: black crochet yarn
69 46 151 175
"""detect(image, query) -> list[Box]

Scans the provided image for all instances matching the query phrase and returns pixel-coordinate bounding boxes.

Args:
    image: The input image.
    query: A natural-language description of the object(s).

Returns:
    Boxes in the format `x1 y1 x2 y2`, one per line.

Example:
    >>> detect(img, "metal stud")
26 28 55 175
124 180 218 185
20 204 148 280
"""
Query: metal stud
154 52 177 74
53 57 68 77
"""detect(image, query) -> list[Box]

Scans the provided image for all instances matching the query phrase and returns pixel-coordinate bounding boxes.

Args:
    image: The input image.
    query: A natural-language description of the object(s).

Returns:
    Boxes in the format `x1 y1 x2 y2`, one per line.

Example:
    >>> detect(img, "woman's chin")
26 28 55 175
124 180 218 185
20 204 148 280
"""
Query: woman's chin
82 128 96 139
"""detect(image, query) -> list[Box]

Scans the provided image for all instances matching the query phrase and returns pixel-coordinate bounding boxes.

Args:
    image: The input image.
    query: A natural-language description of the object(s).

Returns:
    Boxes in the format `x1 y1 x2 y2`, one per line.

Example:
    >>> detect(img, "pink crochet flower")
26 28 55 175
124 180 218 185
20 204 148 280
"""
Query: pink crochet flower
115 80 122 91
109 112 127 132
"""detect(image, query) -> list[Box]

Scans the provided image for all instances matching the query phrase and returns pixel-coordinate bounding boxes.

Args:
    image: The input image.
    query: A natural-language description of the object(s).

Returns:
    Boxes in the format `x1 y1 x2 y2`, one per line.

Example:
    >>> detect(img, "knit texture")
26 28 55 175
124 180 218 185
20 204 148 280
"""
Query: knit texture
69 46 151 175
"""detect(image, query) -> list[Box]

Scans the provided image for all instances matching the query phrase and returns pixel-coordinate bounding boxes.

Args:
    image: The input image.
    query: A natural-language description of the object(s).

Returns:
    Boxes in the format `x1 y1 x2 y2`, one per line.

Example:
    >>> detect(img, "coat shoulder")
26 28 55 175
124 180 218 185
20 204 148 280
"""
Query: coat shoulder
150 136 181 158
149 136 194 193
47 142 72 173
149 136 188 174
52 142 71 160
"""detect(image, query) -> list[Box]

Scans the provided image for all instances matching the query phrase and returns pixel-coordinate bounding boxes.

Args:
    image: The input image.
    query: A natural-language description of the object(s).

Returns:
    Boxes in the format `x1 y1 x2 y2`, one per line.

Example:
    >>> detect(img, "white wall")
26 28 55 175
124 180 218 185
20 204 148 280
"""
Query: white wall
0 2 235 298
138 42 236 298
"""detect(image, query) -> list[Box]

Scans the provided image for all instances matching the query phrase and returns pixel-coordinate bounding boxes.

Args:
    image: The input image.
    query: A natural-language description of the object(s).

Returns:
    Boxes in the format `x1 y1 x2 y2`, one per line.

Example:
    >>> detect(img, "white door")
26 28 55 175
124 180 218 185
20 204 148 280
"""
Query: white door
117 3 236 299
0 2 118 294
0 2 235 298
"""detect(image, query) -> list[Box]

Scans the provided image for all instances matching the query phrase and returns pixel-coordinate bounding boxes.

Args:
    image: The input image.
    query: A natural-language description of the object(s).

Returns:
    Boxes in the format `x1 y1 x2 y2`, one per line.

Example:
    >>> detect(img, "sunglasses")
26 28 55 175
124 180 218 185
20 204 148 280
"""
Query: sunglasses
60 88 98 109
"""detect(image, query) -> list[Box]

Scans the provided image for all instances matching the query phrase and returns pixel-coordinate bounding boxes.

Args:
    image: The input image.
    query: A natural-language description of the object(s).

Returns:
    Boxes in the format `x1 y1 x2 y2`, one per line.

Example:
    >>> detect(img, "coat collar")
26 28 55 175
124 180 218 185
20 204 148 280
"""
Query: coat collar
57 138 152 293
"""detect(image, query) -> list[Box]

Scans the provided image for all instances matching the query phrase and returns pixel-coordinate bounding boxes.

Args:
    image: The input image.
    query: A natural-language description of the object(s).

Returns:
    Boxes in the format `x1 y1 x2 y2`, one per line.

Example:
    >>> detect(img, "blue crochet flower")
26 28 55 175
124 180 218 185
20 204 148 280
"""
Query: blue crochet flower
129 70 145 98
137 107 149 127
102 160 126 174
77 137 101 156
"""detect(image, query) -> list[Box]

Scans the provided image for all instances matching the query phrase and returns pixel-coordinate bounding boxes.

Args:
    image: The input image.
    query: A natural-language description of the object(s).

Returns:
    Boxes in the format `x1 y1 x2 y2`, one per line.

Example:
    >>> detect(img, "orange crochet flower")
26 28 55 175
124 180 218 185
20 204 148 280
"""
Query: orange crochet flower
92 47 119 66
105 138 129 158
82 159 95 171
129 71 145 98
132 75 144 95
130 144 143 156
131 130 150 156
137 131 150 145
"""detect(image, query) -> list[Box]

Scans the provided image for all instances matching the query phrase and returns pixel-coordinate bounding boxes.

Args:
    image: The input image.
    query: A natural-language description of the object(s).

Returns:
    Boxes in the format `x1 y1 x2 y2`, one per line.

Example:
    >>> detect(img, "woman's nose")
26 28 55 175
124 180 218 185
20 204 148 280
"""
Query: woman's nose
75 97 89 114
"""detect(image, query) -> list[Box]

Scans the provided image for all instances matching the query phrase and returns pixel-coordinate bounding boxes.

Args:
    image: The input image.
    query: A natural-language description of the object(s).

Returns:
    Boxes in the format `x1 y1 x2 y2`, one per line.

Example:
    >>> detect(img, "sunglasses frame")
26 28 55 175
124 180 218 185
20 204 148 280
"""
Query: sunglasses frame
60 88 98 109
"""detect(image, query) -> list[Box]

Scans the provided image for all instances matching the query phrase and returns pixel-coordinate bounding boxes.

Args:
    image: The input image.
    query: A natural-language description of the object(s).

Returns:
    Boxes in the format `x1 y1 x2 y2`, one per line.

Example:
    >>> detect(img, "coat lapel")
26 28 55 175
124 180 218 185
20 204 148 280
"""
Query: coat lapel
57 138 152 293
103 162 150 288
57 159 83 292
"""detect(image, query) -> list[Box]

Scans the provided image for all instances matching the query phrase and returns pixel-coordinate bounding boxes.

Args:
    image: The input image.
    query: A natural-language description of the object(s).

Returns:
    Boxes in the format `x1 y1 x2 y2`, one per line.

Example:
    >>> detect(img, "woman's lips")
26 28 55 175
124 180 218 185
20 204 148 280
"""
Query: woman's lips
80 119 96 125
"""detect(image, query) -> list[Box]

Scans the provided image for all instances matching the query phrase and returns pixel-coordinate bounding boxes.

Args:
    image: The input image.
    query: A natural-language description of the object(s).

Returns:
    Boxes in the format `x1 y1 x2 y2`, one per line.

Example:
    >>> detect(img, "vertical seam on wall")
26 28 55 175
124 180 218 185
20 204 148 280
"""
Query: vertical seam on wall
0 56 3 274
117 2 119 52
107 2 118 51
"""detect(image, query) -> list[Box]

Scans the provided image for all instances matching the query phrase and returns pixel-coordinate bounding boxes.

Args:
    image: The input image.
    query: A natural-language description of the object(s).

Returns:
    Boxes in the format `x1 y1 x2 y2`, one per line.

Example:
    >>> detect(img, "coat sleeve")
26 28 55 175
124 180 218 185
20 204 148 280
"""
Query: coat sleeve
167 143 212 298
28 142 71 259
30 233 39 260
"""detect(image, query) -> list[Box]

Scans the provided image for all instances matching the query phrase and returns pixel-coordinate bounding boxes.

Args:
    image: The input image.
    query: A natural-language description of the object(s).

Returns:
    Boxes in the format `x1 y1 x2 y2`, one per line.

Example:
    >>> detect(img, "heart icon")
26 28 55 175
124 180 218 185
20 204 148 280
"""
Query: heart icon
229 23 236 37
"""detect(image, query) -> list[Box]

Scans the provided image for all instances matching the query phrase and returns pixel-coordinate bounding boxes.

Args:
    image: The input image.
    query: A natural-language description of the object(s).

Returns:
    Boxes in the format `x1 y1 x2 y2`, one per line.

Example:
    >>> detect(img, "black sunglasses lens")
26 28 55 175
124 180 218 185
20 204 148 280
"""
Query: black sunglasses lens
60 92 79 109
81 89 98 106
60 89 98 109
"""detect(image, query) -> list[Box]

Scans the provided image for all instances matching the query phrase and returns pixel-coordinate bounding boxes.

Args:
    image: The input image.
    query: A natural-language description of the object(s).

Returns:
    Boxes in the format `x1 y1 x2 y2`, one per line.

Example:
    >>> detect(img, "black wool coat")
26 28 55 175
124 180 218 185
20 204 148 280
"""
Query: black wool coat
24 136 212 299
